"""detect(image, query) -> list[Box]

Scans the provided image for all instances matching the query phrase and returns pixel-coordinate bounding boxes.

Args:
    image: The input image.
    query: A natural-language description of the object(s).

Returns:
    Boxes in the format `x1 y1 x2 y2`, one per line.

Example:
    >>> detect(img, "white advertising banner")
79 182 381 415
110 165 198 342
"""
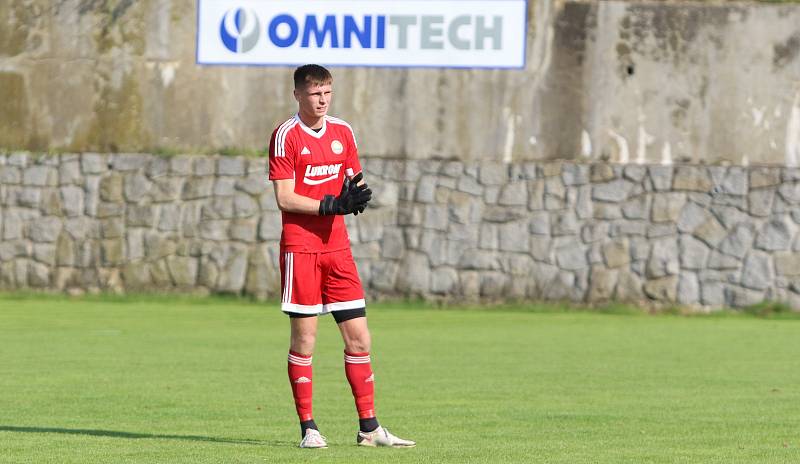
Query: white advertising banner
196 0 527 69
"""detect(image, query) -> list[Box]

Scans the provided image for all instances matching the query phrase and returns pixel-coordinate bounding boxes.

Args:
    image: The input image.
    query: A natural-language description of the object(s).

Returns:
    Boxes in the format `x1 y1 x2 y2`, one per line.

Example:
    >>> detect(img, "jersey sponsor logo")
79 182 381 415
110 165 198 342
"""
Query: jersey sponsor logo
331 140 344 155
301 146 311 155
303 163 342 185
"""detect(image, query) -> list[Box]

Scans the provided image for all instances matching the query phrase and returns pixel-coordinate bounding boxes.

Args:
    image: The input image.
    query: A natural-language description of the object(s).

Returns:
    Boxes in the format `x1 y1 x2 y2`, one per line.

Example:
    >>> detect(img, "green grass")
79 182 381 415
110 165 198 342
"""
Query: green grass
1 295 799 463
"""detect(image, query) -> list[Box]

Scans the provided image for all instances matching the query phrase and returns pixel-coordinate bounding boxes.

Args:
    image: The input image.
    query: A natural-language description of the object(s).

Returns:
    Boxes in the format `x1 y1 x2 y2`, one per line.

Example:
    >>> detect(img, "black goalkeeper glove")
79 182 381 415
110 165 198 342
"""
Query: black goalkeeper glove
318 172 372 216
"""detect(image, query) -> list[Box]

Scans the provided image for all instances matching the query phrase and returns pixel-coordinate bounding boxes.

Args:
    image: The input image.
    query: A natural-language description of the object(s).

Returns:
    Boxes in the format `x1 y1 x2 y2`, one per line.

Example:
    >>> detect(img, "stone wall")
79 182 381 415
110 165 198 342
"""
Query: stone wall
2 1 800 165
1 152 799 310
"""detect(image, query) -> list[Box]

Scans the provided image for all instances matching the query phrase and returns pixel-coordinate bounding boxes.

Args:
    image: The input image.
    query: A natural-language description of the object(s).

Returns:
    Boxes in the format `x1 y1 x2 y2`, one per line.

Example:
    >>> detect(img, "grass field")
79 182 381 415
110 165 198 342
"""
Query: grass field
1 294 799 463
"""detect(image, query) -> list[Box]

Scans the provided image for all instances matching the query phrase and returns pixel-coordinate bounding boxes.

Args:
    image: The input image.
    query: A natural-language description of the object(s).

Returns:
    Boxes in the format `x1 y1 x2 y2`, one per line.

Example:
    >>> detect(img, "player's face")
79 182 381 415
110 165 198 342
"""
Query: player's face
295 82 333 120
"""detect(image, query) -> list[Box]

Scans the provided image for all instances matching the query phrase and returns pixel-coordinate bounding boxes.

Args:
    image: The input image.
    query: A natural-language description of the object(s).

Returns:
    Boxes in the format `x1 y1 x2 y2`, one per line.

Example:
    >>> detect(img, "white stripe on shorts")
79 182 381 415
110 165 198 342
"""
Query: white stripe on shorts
322 299 366 313
282 252 293 304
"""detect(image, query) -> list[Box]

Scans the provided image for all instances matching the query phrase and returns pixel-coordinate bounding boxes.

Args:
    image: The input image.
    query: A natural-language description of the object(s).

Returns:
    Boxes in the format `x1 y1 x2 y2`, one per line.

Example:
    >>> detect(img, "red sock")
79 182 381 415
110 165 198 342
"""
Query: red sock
344 351 375 419
288 351 313 422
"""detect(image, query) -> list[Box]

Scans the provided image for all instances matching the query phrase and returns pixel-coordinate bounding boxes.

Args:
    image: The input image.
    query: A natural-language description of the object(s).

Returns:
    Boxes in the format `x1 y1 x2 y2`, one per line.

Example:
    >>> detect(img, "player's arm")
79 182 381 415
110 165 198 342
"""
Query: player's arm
273 178 321 215
273 175 371 216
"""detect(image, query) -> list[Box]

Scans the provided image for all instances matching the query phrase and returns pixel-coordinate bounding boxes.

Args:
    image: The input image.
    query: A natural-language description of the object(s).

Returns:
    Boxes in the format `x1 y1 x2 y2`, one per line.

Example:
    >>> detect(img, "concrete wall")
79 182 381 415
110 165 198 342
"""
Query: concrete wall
1 152 799 310
1 1 799 165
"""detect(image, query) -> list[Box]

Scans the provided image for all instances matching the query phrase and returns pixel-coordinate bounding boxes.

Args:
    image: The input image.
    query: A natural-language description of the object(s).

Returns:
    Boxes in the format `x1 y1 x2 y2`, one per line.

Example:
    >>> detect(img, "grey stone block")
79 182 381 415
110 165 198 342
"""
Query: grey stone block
182 177 215 200
647 238 679 278
591 164 616 183
718 224 755 258
750 167 782 189
498 181 527 206
381 228 405 259
59 161 81 185
167 256 199 286
479 163 508 186
126 204 156 227
214 177 237 196
724 286 764 308
499 221 530 252
624 165 647 183
111 154 147 171
81 153 108 174
593 203 622 219
523 180 543 211
258 213 282 241
589 268 618 301
29 216 62 243
151 177 184 202
581 222 609 243
218 246 248 293
556 245 588 271
652 193 686 222
146 157 170 179
644 276 678 302
370 260 398 292
18 187 41 208
774 252 800 277
423 204 448 231
28 262 50 287
228 218 258 243
562 164 589 185
158 204 181 231
101 218 124 239
646 224 676 239
679 235 709 270
755 216 794 251
0 166 21 184
701 281 725 306
480 272 509 297
396 252 430 294
721 167 748 195
126 229 145 261
673 166 712 192
622 195 649 220
741 252 772 291
648 166 673 191
415 175 437 203
236 174 266 196
693 216 727 248
218 157 246 176
101 239 124 266
60 186 84 217
593 179 633 203
707 250 741 270
233 193 259 218
552 211 579 237
678 272 700 305
748 189 774 217
99 174 123 202
124 173 152 203
778 183 800 204
199 220 228 241
456 175 483 196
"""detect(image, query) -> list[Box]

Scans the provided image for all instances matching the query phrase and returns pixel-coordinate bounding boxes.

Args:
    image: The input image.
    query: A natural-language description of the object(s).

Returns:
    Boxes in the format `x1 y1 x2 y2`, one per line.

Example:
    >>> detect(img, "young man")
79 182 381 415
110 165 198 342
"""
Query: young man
268 64 415 449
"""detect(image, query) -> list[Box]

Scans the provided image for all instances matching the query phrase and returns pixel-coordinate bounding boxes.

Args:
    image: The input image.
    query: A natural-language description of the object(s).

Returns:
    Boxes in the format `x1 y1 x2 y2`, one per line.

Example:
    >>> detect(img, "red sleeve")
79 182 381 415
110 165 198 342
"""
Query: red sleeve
344 126 362 178
268 126 295 180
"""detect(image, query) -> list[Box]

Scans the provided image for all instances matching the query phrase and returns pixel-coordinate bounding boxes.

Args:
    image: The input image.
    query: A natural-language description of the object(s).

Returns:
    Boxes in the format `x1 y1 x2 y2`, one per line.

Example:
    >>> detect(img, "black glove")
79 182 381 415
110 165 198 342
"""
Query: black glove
318 172 372 216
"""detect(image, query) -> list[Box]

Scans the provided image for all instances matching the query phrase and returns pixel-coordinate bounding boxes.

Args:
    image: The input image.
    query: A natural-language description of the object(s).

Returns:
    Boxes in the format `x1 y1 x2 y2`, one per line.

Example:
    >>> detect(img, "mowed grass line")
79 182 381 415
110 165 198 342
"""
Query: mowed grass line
0 295 798 463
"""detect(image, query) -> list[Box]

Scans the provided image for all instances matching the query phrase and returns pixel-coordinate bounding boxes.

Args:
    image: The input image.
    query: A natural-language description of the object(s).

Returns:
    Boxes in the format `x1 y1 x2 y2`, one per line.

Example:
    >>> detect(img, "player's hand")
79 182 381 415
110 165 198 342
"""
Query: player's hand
319 173 372 216
350 173 372 216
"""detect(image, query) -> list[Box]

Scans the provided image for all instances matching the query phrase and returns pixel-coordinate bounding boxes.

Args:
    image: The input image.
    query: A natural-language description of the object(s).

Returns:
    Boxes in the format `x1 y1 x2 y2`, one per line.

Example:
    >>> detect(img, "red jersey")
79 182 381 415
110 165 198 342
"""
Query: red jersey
268 114 362 253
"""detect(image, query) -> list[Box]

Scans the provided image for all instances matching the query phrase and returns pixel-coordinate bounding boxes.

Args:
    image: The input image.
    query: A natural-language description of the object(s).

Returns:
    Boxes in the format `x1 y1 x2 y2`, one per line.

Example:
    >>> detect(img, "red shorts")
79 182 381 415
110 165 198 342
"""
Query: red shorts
279 248 365 315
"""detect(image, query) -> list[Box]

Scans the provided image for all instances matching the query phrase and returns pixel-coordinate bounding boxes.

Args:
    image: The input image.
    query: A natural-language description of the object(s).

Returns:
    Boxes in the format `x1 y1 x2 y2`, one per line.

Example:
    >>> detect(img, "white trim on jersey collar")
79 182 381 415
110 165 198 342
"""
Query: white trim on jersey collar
294 113 327 139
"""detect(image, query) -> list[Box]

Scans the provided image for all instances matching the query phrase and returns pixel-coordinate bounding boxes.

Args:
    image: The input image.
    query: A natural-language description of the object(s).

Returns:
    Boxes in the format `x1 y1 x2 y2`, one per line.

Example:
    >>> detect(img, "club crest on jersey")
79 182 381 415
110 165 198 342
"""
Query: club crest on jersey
331 140 344 155
303 163 342 185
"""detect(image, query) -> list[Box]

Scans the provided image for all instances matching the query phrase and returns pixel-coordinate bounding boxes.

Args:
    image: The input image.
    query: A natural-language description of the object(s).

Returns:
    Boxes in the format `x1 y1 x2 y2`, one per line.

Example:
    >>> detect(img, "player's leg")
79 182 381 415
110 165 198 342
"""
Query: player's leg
322 249 415 447
280 251 326 448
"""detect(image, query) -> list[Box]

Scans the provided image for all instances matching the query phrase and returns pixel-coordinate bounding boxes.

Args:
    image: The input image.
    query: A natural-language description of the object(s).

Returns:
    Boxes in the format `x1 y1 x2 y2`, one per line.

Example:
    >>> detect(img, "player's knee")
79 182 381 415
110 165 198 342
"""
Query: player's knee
291 333 317 353
345 333 371 353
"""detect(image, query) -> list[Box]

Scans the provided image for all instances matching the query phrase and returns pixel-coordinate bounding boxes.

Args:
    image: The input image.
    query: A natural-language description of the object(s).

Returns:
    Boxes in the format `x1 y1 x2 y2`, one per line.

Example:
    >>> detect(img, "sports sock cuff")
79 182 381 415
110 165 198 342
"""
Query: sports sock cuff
288 351 312 366
344 352 370 364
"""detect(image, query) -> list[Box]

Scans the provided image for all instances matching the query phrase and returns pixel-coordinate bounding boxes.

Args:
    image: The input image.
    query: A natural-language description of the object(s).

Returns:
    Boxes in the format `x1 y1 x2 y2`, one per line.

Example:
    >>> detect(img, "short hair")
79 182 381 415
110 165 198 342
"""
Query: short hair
294 64 332 89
